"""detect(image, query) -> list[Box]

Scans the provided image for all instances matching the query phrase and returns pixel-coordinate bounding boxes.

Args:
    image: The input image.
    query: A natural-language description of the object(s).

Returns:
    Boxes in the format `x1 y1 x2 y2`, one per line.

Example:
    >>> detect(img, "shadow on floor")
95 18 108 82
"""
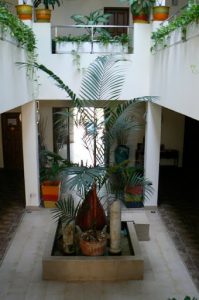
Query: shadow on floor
158 166 199 291
0 169 25 265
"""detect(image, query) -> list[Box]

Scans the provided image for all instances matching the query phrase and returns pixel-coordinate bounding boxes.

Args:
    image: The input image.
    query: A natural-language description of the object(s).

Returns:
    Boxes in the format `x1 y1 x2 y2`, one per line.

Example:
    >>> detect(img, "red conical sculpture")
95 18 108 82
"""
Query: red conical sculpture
76 185 107 231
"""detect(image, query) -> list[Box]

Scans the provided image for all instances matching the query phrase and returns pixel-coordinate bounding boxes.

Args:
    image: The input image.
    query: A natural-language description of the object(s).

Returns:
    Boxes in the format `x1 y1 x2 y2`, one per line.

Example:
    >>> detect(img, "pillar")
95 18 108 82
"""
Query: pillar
21 101 40 207
144 102 162 207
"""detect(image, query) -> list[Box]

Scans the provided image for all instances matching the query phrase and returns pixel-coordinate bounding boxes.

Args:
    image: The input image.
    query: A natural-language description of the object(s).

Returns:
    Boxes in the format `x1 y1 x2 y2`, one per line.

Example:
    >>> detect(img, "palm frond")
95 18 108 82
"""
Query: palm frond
79 56 127 101
51 195 81 225
61 166 106 196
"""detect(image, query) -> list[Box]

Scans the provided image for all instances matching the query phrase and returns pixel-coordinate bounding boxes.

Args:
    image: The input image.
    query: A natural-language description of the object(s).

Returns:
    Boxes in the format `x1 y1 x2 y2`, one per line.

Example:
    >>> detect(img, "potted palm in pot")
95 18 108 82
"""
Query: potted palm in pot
121 0 155 23
33 0 61 22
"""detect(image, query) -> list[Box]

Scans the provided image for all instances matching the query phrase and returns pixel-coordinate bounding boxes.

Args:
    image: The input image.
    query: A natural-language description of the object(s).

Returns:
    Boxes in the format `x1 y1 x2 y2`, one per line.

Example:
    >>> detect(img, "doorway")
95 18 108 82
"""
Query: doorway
2 112 23 170
104 7 129 36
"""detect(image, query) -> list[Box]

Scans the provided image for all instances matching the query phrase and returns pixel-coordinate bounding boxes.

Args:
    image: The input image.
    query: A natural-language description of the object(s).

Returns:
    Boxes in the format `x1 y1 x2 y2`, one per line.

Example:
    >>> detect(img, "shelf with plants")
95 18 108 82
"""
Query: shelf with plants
54 33 130 54
151 4 199 52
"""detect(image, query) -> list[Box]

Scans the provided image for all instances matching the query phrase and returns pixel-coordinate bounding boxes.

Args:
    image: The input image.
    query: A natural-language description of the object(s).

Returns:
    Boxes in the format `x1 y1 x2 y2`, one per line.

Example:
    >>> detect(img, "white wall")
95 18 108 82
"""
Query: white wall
33 23 152 101
0 38 33 114
161 108 185 167
150 23 199 121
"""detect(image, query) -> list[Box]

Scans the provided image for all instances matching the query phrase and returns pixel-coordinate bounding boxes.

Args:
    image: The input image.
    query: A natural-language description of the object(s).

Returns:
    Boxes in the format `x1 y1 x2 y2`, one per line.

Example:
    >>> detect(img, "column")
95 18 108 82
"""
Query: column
21 101 40 207
144 102 161 207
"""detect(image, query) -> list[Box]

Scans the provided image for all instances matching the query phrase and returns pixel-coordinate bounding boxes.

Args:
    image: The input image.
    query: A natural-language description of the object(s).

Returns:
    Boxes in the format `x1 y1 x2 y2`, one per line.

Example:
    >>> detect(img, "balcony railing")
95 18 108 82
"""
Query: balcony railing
52 25 134 54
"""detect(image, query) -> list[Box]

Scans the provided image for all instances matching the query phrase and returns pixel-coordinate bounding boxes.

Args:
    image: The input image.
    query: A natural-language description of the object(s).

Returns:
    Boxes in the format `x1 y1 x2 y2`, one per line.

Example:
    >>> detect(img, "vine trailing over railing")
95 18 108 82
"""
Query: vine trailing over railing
0 5 36 53
151 4 199 52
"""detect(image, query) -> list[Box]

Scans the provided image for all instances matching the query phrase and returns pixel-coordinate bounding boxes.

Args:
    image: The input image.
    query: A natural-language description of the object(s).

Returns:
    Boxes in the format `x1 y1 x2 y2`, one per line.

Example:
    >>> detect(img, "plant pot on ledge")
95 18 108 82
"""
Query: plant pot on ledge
153 6 169 21
35 8 51 22
16 4 33 20
133 10 149 24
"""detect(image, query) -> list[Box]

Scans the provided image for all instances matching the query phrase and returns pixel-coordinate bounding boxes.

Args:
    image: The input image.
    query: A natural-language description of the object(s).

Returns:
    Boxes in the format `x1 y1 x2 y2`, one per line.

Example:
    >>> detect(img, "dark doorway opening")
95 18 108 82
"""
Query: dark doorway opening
104 7 129 36
0 112 25 263
158 115 199 291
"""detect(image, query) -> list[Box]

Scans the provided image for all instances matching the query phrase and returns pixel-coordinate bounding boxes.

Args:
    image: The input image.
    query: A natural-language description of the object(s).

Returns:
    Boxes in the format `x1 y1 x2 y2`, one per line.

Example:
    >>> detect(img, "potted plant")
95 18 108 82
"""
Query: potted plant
71 9 111 37
33 0 61 22
40 149 72 208
16 1 33 21
153 0 170 21
122 166 153 208
122 0 155 23
94 32 129 53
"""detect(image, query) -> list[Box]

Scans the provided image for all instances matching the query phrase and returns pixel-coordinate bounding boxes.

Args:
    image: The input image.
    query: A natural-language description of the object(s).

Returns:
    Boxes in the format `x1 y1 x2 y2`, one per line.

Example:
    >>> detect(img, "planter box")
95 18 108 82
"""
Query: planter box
93 42 128 54
55 41 128 54
55 41 91 53
41 181 61 208
43 221 144 281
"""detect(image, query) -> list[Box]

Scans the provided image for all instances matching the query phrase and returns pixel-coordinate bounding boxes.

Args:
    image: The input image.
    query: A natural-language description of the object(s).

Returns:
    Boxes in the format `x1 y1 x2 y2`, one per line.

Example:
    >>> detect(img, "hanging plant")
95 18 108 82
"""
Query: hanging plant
0 5 36 53
151 4 199 52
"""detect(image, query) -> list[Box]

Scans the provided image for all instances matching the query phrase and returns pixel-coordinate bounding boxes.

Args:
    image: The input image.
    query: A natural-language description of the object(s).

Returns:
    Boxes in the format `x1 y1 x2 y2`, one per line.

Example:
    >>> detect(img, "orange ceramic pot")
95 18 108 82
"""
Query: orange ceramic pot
16 5 32 20
133 11 149 23
80 235 107 256
35 9 51 22
153 6 169 21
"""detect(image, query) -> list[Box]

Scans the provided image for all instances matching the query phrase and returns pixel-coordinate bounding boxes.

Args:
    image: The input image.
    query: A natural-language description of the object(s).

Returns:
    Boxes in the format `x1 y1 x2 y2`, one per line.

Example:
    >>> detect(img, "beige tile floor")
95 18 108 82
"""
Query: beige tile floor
0 208 198 300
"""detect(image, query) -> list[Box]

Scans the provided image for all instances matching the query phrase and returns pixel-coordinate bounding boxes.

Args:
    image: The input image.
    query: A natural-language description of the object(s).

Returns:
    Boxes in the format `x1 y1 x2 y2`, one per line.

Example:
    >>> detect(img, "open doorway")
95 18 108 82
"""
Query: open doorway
0 111 25 263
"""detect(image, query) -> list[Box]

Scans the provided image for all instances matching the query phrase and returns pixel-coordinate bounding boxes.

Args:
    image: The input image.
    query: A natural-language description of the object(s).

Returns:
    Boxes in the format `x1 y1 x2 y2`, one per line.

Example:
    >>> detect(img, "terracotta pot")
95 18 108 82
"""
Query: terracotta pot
133 11 149 24
80 234 107 256
41 180 60 208
16 5 32 20
153 6 169 21
35 9 51 23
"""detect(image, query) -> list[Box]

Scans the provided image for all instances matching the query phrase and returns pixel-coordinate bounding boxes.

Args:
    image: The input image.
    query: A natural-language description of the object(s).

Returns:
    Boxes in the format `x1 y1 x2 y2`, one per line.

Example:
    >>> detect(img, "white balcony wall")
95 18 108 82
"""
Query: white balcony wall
0 38 33 114
150 23 199 121
33 23 152 100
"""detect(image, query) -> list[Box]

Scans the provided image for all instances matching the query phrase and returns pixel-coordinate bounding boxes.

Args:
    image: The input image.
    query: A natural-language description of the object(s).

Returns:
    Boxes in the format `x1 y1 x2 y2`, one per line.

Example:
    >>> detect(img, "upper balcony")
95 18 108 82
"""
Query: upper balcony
52 24 134 54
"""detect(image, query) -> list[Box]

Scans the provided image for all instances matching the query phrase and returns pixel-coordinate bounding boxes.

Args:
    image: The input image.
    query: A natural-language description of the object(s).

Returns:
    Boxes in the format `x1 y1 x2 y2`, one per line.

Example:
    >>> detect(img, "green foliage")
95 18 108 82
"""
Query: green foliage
71 9 111 36
52 195 81 225
0 5 36 53
61 166 106 197
34 0 61 10
21 56 155 200
54 34 91 43
105 163 153 201
79 55 126 101
40 149 74 182
151 4 199 52
120 0 155 15
53 32 129 48
97 32 129 46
